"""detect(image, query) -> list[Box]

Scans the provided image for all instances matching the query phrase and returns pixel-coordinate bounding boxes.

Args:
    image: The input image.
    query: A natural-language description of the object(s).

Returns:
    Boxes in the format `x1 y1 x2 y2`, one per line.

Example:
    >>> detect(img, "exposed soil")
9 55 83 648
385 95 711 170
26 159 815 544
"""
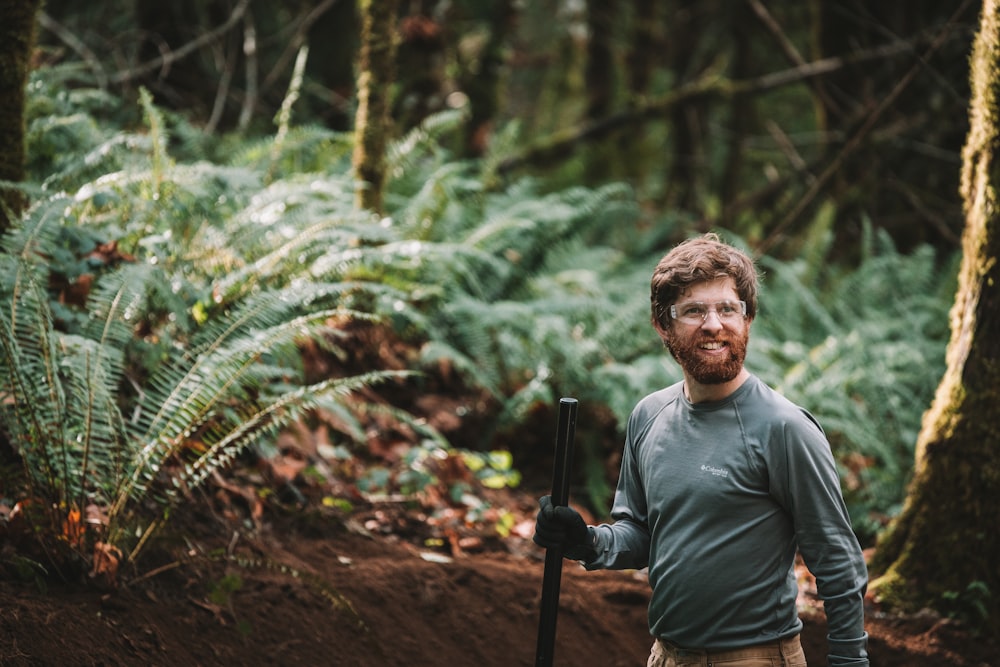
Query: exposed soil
3 327 997 665
2 494 997 667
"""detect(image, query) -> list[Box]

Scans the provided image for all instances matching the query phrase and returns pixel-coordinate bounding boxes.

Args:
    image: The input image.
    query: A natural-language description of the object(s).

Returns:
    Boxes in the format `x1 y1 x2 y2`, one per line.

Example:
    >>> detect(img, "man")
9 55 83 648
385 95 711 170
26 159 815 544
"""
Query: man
534 233 869 666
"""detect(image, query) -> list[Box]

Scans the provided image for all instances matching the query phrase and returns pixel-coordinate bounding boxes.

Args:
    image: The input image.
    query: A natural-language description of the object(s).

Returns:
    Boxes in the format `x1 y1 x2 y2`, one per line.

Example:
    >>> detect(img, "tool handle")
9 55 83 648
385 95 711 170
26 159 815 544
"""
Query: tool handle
535 397 578 667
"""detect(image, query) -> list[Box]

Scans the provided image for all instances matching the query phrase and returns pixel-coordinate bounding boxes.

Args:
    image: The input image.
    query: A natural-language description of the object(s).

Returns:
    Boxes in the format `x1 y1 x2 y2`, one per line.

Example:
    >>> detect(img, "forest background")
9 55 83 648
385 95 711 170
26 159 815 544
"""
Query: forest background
1 0 996 642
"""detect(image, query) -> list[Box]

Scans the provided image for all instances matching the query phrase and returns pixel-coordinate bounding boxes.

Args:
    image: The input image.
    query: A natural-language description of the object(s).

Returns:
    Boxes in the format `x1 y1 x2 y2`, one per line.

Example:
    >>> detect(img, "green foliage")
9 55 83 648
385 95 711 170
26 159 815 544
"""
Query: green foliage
208 572 244 607
0 191 408 574
942 581 992 634
1 91 417 579
357 440 521 504
399 172 954 535
749 225 955 541
6 68 958 581
351 109 955 533
373 119 955 536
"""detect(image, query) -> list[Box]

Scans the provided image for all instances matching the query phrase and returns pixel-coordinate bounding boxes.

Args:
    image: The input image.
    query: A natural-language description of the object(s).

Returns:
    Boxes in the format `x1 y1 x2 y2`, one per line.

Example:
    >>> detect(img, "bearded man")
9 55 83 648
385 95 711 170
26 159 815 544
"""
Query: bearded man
533 233 870 666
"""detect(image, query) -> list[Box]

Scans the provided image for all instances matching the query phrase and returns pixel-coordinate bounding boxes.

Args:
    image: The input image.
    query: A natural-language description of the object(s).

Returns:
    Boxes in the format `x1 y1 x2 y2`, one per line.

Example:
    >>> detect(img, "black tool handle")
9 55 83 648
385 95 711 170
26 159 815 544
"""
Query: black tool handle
535 397 578 667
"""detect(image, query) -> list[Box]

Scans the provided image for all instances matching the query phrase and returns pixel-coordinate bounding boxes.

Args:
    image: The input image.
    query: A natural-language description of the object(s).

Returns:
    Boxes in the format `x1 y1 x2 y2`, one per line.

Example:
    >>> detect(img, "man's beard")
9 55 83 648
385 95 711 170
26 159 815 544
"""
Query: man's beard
663 328 748 385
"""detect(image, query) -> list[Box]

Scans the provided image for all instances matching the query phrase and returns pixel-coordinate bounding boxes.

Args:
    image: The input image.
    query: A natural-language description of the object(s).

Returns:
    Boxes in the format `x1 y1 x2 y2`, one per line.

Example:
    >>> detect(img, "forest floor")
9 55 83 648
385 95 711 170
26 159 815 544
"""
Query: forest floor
3 326 998 665
2 488 997 667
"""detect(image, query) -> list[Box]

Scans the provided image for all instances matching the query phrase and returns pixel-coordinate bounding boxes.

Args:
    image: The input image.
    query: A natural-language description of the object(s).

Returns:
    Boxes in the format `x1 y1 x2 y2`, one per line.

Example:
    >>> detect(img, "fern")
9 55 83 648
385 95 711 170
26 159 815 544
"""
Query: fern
0 198 76 504
1 94 436 575
751 228 954 539
10 77 958 570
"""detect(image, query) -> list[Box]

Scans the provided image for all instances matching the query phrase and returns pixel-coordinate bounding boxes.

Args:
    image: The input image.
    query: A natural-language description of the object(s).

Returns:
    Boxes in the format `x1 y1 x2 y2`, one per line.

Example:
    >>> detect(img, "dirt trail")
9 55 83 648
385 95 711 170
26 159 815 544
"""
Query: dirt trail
2 512 996 667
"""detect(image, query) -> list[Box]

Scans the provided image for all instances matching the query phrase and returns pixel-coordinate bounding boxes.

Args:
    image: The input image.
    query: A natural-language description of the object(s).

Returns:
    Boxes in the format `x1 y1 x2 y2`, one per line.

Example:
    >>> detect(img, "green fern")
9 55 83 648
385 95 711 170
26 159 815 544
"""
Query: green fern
1 110 425 577
12 76 958 565
0 199 414 572
750 227 954 539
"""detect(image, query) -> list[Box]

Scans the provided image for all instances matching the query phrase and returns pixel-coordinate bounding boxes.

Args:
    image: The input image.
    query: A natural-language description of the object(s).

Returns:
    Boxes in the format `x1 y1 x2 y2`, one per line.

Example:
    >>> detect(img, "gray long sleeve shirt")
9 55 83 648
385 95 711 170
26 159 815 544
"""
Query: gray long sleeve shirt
585 375 869 665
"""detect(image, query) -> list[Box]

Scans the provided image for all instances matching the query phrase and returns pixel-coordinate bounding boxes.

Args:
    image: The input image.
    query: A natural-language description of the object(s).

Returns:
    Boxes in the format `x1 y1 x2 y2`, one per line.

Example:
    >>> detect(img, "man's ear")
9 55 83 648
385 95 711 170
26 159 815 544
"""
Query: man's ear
652 317 671 342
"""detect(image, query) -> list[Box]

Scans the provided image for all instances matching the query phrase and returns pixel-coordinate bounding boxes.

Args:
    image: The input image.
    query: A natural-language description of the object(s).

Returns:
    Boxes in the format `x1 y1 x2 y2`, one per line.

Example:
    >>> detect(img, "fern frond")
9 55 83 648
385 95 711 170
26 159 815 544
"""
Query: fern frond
0 200 71 502
227 125 355 177
177 370 412 492
80 262 152 380
42 133 155 194
387 109 465 177
121 301 377 510
418 339 502 398
0 279 65 499
391 161 483 238
138 87 171 190
56 333 131 507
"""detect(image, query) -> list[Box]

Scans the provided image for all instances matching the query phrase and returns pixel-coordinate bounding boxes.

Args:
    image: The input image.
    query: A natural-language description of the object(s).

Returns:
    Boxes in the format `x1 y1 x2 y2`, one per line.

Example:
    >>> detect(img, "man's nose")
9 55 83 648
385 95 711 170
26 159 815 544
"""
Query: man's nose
700 310 724 329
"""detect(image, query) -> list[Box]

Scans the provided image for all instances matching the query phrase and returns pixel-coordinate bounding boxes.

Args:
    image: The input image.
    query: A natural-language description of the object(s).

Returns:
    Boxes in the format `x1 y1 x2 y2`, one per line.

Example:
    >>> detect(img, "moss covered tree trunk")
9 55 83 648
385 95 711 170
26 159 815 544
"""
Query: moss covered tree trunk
0 0 42 233
869 0 1000 633
459 0 515 158
352 0 399 214
581 0 616 185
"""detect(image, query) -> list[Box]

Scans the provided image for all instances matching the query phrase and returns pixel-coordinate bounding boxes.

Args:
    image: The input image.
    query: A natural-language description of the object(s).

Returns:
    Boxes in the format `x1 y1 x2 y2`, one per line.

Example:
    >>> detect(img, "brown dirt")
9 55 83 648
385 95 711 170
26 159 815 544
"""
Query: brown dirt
2 496 997 667
3 332 997 666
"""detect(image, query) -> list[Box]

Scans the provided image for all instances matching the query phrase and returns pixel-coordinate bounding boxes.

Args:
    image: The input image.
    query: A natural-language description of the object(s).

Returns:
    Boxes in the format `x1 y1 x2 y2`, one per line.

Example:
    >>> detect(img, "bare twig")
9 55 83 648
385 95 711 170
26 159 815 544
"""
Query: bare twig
754 0 976 256
227 529 240 556
746 0 807 67
128 559 183 586
205 29 239 135
745 0 841 115
765 119 814 183
37 11 108 88
730 39 924 96
888 176 963 246
237 9 258 131
267 45 310 181
107 0 251 85
260 0 341 96
496 37 927 175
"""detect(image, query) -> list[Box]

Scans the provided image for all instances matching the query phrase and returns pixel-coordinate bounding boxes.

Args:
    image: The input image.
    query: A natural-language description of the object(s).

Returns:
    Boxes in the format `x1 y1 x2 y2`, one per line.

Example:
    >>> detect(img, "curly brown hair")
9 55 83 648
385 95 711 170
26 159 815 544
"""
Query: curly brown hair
650 233 760 328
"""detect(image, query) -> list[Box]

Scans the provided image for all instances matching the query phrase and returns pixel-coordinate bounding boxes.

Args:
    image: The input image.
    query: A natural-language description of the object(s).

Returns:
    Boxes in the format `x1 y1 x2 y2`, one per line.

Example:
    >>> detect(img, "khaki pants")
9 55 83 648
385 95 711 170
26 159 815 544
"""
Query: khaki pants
647 634 807 667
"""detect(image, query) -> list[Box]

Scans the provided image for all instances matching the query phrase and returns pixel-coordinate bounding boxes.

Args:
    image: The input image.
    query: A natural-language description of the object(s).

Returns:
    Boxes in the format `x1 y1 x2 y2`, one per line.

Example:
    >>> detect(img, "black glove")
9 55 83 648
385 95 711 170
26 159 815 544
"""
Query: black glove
533 495 595 561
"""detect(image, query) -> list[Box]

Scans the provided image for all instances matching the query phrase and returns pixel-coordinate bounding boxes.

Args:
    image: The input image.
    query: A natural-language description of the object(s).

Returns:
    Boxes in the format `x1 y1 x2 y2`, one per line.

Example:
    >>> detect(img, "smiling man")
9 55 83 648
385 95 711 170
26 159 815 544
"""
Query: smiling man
534 233 870 666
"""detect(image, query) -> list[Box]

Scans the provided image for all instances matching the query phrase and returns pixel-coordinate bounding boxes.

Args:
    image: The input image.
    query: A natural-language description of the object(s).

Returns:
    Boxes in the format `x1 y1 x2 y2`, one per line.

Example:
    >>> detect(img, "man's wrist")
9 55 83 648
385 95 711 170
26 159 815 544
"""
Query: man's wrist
828 632 869 666
564 526 597 561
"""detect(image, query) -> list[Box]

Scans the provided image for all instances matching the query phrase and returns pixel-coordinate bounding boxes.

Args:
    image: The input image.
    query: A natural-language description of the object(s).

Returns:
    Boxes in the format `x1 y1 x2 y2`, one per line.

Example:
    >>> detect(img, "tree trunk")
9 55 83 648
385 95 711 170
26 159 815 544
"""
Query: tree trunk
0 0 42 233
459 0 516 157
719 1 754 209
394 2 446 132
869 0 1000 634
618 0 661 186
582 0 618 185
352 0 399 214
663 0 709 213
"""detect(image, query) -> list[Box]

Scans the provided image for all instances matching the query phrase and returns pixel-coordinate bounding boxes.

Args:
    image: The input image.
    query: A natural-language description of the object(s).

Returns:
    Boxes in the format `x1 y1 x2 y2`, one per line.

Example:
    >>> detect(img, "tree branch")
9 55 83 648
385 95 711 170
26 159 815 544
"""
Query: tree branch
744 0 842 115
107 0 251 86
261 0 342 96
237 9 258 131
754 0 975 256
496 37 927 175
37 11 108 89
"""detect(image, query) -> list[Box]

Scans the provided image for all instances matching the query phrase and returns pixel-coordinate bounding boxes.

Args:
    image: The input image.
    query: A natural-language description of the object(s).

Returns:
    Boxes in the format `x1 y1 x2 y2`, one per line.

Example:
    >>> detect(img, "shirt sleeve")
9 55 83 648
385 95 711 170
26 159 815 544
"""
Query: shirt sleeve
768 410 870 665
585 414 652 571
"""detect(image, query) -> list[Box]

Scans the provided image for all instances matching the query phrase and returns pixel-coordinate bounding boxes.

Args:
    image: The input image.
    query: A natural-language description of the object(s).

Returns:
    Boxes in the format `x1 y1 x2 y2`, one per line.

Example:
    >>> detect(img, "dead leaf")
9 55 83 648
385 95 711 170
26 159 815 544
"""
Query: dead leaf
91 541 123 586
63 508 83 547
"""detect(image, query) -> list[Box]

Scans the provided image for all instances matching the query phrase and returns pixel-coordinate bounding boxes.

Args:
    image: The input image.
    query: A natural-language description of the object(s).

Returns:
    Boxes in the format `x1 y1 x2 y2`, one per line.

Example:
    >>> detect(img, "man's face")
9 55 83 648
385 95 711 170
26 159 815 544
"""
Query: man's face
656 277 751 385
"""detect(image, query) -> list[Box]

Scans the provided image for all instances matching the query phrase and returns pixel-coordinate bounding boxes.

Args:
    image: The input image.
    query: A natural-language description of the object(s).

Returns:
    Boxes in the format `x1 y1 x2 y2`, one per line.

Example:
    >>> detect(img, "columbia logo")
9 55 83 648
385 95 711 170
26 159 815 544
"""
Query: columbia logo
701 464 729 478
